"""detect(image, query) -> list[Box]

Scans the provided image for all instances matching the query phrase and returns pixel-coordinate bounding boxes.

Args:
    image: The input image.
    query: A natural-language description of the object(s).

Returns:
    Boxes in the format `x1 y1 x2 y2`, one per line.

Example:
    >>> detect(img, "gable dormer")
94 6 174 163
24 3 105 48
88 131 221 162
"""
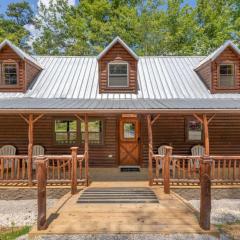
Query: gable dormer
0 40 42 92
195 41 240 93
97 37 138 93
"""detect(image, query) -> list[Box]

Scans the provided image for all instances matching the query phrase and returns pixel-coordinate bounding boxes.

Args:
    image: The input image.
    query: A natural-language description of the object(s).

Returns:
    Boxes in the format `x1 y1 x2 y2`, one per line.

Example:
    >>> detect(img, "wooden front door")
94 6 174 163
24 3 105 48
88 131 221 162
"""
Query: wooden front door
119 117 140 165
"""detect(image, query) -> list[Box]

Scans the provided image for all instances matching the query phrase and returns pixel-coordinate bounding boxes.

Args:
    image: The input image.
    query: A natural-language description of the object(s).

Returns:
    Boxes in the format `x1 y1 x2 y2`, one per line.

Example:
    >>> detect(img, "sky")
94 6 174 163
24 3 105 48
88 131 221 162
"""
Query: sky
0 0 196 15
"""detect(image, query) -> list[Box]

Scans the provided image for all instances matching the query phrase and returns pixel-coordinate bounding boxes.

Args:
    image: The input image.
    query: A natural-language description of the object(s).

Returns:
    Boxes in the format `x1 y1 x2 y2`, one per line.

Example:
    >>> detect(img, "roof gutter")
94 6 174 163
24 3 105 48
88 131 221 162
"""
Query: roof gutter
1 108 240 114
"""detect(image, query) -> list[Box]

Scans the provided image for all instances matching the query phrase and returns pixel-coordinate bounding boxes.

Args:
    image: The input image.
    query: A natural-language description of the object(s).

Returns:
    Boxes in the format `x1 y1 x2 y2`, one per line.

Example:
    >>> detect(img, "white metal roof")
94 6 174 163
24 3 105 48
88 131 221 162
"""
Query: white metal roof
1 55 239 99
0 39 43 69
0 55 240 110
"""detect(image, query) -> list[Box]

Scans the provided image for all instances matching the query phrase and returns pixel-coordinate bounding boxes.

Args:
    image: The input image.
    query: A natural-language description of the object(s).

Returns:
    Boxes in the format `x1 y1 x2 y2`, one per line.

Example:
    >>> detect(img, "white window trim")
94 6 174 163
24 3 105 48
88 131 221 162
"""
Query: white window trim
108 62 129 88
219 63 235 88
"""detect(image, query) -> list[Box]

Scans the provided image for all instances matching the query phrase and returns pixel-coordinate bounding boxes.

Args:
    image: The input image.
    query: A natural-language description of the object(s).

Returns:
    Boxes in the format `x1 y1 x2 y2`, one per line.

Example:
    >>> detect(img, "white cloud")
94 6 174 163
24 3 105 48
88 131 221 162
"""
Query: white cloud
38 0 76 8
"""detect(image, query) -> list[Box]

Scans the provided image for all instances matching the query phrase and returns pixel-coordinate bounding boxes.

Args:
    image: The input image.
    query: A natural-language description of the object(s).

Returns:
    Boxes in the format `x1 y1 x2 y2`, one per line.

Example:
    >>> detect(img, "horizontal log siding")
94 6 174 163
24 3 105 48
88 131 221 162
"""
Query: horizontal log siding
25 62 41 88
196 62 212 89
0 115 118 167
141 114 240 167
98 42 137 93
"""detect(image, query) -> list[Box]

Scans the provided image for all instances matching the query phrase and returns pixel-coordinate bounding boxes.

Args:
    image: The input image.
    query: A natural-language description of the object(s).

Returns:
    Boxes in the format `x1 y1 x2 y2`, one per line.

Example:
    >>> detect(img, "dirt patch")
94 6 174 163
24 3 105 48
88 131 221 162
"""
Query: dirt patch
220 222 240 239
172 188 240 200
0 188 70 200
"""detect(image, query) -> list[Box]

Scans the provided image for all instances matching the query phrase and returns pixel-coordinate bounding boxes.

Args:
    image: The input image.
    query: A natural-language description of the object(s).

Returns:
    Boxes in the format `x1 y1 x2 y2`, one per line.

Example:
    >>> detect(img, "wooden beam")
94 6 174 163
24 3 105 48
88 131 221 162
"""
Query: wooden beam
33 114 44 124
203 114 210 155
28 114 34 186
200 155 212 230
163 146 173 194
75 114 84 122
19 113 29 124
71 147 78 195
151 114 160 126
193 113 203 124
207 114 216 125
147 114 153 186
84 113 89 186
36 156 47 230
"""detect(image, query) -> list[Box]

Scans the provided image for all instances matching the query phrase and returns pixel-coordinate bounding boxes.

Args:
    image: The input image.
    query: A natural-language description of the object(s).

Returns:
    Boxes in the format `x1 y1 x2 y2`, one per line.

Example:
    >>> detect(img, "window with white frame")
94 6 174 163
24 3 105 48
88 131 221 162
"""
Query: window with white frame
3 63 18 85
219 64 235 88
108 63 128 87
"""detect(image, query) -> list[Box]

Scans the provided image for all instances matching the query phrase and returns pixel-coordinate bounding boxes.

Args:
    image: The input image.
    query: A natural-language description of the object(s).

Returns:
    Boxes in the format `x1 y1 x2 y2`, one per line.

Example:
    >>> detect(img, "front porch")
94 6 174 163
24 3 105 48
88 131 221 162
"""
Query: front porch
0 112 240 186
29 181 218 237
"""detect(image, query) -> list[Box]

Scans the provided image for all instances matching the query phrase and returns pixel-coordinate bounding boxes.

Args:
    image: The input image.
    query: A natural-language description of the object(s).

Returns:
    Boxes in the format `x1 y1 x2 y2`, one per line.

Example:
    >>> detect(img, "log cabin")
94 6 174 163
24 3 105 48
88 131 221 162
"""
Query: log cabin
0 37 240 186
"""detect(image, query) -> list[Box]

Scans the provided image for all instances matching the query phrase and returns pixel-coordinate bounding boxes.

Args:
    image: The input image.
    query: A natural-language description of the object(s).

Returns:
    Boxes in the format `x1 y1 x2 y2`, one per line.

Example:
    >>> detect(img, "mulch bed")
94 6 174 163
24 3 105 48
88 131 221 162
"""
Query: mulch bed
172 188 240 200
0 188 70 200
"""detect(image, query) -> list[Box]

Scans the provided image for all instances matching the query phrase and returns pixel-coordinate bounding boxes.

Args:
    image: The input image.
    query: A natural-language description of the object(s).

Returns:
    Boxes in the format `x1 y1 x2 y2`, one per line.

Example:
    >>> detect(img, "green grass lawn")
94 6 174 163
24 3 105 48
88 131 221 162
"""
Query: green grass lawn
0 226 31 240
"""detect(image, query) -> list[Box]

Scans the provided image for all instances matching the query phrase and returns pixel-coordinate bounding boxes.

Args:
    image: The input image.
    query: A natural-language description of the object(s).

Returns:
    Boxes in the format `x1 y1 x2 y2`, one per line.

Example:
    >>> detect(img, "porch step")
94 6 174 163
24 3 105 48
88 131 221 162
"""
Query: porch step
77 187 159 204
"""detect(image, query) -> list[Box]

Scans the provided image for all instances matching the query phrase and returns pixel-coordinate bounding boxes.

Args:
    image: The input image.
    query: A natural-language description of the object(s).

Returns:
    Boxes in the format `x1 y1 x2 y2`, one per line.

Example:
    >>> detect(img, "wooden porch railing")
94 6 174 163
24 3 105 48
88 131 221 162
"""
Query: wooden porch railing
0 148 89 185
0 155 29 183
152 154 240 185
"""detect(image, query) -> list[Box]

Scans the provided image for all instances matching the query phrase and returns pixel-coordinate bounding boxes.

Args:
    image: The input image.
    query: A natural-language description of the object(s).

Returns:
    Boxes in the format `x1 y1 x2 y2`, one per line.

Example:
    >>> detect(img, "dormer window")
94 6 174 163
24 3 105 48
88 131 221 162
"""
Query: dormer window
3 63 18 85
219 64 235 88
108 62 128 87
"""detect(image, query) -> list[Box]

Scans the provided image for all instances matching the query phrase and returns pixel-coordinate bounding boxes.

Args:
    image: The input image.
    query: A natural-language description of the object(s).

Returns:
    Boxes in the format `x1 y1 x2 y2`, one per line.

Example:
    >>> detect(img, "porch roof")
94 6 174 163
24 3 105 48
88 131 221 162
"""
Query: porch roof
0 98 240 113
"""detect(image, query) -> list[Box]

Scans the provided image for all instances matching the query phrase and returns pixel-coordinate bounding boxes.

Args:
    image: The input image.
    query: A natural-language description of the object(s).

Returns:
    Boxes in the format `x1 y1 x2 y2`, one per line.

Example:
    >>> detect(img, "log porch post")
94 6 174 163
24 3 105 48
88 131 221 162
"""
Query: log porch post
147 114 153 186
84 113 89 186
36 156 48 230
71 147 78 195
203 114 210 155
200 155 212 230
19 113 44 186
163 146 173 194
193 113 215 155
28 114 34 186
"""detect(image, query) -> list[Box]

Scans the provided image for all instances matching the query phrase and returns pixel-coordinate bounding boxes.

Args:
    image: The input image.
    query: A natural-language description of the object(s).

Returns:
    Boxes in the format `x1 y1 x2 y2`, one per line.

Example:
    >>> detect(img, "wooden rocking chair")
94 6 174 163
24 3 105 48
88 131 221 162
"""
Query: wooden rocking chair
158 145 173 171
191 145 205 169
0 145 17 170
32 145 45 169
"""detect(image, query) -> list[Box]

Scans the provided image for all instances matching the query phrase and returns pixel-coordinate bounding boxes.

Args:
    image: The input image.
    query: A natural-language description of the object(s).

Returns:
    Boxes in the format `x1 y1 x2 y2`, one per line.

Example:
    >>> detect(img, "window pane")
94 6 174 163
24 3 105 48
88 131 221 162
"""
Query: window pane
109 64 127 75
219 65 235 88
109 76 128 87
69 121 77 131
188 120 202 141
55 120 77 144
219 75 235 88
81 120 102 144
123 123 135 139
109 63 128 87
4 64 17 85
56 132 68 144
55 120 68 132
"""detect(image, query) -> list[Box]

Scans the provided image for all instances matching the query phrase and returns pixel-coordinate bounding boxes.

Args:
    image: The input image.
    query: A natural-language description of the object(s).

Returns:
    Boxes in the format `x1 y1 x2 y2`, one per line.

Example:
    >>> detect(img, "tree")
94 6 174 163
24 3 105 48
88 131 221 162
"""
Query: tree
0 1 33 50
195 0 235 54
6 1 34 26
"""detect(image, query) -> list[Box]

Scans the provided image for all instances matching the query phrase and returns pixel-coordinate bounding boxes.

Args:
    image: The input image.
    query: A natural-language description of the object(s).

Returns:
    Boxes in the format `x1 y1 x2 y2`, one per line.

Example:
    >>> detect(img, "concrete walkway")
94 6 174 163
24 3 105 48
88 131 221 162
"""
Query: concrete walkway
29 182 218 238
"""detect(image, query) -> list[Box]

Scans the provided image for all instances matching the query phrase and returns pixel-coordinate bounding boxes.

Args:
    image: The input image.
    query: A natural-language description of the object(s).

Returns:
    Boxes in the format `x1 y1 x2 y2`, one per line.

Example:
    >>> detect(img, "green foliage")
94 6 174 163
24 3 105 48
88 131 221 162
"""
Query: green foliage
0 226 31 240
0 1 33 50
6 1 33 26
1 0 240 56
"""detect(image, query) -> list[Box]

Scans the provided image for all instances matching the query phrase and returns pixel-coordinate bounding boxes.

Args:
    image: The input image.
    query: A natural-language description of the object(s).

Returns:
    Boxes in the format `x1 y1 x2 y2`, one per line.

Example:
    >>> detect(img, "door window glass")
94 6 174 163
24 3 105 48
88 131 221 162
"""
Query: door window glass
123 122 135 139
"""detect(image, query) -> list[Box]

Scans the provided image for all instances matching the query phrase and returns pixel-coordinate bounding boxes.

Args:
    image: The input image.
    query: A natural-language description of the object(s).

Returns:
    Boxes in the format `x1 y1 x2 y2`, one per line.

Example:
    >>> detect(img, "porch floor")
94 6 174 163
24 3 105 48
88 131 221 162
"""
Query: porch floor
29 181 218 237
